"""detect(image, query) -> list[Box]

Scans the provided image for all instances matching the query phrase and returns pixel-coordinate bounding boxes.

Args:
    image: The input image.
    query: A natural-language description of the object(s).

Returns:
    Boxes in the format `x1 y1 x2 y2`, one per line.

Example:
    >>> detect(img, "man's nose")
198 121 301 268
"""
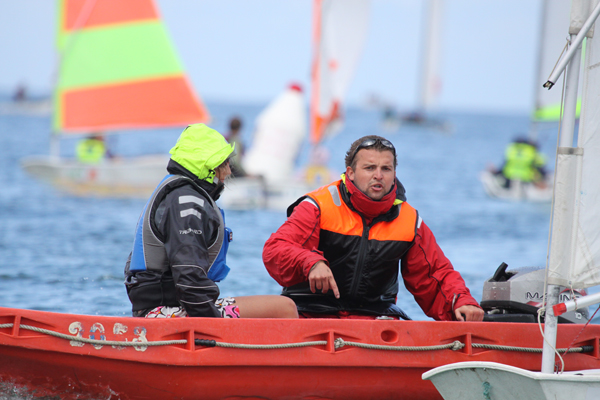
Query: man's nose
373 168 383 179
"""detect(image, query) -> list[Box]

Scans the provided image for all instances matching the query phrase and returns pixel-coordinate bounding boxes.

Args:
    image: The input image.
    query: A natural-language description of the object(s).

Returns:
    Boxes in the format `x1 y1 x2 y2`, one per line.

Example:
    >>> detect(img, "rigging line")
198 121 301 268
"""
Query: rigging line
1 323 592 354
563 305 600 359
547 39 570 82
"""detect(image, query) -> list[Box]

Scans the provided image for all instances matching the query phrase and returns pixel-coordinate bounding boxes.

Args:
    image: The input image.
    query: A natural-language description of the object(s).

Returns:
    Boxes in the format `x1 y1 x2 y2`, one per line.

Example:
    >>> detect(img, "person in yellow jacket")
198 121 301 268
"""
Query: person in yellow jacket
76 134 111 164
498 137 547 188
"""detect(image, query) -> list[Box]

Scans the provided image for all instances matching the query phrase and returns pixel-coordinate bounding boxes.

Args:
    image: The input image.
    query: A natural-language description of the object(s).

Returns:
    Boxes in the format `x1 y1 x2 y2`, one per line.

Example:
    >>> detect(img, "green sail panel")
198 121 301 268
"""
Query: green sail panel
534 99 581 122
58 21 183 90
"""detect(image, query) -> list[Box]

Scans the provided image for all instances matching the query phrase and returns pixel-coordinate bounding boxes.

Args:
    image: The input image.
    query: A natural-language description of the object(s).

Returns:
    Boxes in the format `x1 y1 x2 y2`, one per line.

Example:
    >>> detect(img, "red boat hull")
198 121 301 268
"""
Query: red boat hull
0 307 599 399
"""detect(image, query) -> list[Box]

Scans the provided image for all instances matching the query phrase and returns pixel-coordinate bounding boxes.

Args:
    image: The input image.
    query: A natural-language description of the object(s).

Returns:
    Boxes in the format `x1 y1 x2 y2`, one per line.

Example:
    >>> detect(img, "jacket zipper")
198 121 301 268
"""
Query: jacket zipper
350 217 370 298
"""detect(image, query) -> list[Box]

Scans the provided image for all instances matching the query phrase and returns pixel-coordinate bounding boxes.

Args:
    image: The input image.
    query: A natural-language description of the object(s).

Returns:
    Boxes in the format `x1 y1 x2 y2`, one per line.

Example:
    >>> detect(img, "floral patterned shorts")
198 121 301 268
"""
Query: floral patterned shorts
144 297 240 318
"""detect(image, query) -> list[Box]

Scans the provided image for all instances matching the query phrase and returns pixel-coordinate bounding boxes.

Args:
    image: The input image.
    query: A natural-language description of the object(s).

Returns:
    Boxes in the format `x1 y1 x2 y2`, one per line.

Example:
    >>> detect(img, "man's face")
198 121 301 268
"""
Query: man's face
346 148 395 200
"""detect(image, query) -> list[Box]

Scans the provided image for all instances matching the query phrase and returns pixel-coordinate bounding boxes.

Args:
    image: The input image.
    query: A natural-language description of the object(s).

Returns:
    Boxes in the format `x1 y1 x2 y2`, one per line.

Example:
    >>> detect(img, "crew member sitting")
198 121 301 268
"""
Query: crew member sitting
497 137 547 188
76 134 111 164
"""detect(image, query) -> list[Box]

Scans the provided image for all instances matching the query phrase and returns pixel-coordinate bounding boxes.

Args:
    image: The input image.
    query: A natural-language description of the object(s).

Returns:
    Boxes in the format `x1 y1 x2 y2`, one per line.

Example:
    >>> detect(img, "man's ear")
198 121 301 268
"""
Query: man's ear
346 165 354 181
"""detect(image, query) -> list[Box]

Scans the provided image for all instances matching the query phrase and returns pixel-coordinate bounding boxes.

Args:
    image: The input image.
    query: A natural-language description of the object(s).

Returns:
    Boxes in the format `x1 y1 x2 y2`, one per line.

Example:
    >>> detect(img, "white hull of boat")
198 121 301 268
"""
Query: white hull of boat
21 155 169 198
220 176 314 211
423 361 600 400
22 155 314 208
0 99 52 116
479 170 553 202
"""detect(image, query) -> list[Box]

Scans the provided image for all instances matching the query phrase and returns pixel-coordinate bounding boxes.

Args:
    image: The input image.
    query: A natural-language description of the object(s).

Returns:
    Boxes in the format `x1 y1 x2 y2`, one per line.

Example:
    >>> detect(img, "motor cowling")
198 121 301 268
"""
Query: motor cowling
481 263 589 324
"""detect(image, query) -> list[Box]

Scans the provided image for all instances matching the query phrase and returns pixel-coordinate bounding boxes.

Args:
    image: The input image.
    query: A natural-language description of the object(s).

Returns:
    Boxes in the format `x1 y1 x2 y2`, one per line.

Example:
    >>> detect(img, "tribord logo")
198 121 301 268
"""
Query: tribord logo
179 228 202 235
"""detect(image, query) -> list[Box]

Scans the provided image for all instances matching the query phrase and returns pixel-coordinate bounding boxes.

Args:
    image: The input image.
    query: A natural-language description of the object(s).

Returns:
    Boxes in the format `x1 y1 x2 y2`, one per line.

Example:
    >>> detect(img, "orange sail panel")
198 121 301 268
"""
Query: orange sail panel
62 0 158 32
62 77 205 131
55 0 209 133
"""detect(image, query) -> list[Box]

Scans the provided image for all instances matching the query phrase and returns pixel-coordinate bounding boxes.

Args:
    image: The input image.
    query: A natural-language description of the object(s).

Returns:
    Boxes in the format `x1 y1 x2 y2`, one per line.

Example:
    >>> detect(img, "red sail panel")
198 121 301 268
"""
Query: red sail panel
64 0 158 31
60 76 209 132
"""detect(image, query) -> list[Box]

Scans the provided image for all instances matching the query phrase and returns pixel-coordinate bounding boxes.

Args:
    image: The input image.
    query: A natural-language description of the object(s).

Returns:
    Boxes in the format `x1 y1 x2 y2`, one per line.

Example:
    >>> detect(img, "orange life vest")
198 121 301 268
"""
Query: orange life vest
283 180 418 316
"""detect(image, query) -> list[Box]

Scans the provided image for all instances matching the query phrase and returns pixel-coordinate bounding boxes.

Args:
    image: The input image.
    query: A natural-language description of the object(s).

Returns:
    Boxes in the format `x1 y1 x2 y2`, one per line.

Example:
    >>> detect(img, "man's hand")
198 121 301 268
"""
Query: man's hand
454 305 484 322
308 261 340 299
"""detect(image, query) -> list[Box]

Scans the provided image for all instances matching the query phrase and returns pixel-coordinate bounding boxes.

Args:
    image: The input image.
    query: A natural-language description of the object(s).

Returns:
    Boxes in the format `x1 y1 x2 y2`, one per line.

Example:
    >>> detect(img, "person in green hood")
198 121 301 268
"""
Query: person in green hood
496 137 548 188
124 124 298 319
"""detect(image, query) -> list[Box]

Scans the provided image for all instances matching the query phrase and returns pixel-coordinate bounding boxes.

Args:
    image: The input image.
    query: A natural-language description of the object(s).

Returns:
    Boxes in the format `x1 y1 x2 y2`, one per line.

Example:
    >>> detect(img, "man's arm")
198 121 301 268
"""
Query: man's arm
401 220 483 321
263 200 330 287
160 187 221 317
307 261 340 298
454 305 484 321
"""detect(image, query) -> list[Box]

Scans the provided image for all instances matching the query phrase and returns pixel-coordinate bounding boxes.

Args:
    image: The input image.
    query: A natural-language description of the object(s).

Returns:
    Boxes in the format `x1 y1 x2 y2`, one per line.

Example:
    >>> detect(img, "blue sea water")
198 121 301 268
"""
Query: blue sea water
0 99 577 322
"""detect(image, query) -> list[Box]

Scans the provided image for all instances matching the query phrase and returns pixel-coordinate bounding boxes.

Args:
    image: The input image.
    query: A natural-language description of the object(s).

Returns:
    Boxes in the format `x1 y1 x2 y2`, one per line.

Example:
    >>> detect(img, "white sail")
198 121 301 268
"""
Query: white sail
419 0 443 112
548 1 600 288
242 84 307 184
533 0 572 121
310 0 370 143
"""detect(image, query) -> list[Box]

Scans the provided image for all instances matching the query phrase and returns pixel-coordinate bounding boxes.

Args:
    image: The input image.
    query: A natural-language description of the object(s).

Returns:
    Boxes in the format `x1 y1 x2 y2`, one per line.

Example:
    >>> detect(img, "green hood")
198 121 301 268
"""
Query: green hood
169 124 235 183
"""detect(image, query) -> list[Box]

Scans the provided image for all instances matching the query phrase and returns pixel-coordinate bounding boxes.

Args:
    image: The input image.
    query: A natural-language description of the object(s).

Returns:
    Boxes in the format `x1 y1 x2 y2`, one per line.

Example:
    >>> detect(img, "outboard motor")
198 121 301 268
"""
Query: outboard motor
481 263 589 323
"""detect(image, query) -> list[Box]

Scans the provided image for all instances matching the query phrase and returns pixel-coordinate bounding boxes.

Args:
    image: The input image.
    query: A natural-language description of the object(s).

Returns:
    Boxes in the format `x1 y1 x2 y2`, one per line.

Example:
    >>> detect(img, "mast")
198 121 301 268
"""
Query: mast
309 0 324 145
541 0 600 374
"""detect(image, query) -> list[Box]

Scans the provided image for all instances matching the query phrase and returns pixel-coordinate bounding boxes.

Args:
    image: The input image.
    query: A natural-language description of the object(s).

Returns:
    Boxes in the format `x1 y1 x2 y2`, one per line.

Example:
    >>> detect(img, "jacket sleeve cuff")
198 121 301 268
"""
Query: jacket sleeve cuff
453 294 482 311
303 252 328 278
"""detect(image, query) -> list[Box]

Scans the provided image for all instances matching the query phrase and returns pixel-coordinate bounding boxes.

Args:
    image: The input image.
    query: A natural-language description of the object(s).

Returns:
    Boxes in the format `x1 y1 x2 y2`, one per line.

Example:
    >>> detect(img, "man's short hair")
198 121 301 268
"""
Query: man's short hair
345 135 397 169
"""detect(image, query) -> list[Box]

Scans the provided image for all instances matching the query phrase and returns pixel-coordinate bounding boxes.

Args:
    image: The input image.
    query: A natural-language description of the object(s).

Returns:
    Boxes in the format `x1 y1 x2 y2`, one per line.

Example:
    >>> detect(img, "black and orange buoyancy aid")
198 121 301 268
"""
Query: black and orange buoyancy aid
283 180 419 317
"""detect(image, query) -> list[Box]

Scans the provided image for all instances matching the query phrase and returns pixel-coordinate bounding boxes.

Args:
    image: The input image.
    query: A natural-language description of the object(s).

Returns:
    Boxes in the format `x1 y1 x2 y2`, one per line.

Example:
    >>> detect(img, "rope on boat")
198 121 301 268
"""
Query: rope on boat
471 343 593 354
0 323 186 347
0 323 325 349
213 341 327 349
334 338 465 351
0 323 593 353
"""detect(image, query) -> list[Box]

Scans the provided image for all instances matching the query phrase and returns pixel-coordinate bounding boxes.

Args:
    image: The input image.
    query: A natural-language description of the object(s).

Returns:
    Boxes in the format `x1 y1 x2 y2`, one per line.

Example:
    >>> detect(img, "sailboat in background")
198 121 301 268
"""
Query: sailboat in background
530 0 579 129
220 83 309 210
21 0 209 198
479 0 570 202
0 83 52 116
424 2 600 398
305 0 371 183
381 0 451 133
221 0 370 210
309 0 370 145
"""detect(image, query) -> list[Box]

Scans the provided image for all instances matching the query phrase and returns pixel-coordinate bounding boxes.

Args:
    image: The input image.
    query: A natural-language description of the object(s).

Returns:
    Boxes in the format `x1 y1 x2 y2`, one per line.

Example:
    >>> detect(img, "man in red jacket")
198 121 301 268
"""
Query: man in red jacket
263 135 484 321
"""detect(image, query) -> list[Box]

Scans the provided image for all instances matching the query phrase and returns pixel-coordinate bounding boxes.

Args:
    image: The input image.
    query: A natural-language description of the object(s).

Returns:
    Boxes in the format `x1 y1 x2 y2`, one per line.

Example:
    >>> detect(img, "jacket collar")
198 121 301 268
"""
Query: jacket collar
167 159 225 200
339 174 407 225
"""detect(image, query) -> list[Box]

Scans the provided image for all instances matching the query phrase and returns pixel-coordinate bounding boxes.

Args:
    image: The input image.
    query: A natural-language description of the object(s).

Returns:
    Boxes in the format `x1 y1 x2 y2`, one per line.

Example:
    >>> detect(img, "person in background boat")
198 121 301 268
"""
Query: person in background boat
263 135 484 322
76 134 113 164
304 145 334 187
124 123 298 319
495 137 548 188
224 116 246 177
12 84 27 102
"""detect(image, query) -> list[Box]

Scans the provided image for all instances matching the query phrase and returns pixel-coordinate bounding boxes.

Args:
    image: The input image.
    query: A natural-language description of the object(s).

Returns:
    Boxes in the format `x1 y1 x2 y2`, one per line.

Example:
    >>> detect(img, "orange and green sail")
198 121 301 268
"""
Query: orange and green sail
54 0 209 133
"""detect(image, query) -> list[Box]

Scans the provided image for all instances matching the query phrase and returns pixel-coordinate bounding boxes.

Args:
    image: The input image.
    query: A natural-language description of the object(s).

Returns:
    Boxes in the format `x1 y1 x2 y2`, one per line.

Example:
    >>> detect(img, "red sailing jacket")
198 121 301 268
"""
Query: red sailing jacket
263 182 481 321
